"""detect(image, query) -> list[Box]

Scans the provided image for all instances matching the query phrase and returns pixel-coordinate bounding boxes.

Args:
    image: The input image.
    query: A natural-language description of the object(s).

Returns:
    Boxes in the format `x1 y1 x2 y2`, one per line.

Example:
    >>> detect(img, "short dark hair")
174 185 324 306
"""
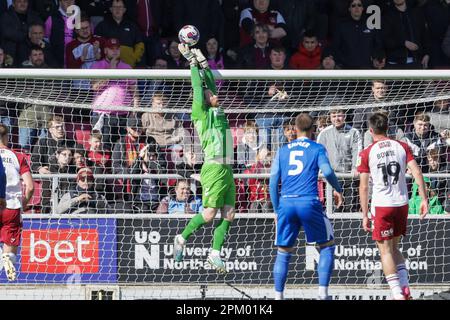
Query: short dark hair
29 22 44 32
56 146 72 154
368 112 388 135
348 0 363 8
303 30 317 40
48 115 64 128
283 118 296 129
251 23 269 37
270 46 286 55
414 112 430 123
30 45 44 53
73 147 87 157
80 13 90 24
111 0 126 8
295 113 314 132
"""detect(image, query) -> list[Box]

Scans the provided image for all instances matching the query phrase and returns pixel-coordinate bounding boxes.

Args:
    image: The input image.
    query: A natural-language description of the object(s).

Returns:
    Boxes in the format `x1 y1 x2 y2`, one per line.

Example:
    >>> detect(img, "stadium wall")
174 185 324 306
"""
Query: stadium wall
1 214 449 300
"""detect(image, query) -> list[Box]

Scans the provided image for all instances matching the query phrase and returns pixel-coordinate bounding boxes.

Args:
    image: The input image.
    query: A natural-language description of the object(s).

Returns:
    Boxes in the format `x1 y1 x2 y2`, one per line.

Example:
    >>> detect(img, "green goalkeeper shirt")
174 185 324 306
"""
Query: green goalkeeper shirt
190 66 233 164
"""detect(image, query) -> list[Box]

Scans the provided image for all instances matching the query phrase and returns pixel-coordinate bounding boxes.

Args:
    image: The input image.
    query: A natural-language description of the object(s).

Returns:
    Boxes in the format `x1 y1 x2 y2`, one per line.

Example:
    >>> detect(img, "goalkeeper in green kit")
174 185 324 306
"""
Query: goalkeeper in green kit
173 44 236 274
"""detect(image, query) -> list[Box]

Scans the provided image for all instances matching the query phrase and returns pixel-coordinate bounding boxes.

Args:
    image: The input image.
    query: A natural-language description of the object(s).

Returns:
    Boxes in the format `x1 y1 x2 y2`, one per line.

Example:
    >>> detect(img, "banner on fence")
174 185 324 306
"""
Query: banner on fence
0 219 117 284
116 218 450 285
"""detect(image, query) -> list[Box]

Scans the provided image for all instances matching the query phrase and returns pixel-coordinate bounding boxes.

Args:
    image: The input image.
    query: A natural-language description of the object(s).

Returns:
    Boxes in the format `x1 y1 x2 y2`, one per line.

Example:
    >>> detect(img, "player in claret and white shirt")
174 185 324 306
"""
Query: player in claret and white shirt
357 113 428 300
0 124 34 281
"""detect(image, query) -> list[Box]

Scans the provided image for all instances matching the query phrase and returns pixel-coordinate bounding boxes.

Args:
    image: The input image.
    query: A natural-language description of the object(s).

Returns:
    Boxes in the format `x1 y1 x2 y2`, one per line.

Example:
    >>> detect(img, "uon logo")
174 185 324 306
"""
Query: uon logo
21 229 99 274
134 231 161 270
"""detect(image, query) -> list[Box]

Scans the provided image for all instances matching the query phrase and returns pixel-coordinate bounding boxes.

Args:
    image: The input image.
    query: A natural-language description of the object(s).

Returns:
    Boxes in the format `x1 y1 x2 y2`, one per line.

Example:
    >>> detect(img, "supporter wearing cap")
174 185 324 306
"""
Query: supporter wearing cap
92 38 129 70
94 0 144 67
55 167 111 214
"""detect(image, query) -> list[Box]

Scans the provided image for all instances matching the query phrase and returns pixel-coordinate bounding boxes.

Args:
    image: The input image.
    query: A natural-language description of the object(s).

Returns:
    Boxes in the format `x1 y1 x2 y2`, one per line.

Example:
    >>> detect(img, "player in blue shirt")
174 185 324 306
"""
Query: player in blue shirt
269 113 344 300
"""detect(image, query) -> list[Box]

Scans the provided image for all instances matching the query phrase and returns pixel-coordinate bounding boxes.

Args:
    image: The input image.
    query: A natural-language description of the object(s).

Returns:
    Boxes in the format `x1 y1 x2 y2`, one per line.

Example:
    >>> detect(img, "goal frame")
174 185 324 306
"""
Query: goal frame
0 68 449 300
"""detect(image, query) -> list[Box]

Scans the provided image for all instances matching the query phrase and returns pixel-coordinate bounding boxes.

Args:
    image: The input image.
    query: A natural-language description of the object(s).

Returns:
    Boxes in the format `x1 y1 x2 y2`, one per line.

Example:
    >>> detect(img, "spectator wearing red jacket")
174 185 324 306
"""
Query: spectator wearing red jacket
66 15 105 70
86 130 114 197
289 31 321 70
87 130 112 171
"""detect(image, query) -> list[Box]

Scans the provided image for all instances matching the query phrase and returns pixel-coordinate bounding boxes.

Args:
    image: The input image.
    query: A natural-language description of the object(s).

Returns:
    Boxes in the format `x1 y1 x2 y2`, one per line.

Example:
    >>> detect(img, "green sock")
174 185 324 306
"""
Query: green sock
181 214 207 240
212 219 231 251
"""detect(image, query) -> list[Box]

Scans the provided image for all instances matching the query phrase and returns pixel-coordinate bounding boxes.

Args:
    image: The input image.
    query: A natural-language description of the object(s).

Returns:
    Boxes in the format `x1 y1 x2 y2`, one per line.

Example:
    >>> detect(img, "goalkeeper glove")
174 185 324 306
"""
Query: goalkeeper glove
178 43 197 67
191 48 209 69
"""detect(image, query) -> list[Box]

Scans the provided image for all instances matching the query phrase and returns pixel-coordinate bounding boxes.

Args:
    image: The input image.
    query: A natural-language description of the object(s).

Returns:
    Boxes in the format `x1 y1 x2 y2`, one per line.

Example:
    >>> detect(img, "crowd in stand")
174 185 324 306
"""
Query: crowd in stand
0 0 449 70
0 0 449 214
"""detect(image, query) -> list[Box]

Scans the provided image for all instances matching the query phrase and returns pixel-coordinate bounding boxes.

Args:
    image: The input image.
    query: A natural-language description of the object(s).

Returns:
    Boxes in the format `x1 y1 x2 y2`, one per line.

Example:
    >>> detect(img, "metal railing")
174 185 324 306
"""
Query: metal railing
22 172 450 219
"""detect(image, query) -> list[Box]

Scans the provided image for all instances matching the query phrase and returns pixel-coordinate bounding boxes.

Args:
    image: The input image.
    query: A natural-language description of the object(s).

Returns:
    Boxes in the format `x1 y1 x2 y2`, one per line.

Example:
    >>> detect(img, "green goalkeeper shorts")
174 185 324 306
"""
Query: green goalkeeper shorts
200 163 235 209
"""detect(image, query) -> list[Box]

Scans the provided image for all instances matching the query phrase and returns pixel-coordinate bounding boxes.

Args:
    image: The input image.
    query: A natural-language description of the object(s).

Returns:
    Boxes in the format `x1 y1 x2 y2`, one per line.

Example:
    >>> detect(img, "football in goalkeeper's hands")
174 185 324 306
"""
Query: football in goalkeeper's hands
178 25 200 47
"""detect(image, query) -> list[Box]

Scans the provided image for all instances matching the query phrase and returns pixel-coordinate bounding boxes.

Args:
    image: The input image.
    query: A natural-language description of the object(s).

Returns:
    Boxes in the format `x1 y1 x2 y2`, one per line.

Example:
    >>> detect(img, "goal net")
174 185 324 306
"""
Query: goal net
0 69 449 300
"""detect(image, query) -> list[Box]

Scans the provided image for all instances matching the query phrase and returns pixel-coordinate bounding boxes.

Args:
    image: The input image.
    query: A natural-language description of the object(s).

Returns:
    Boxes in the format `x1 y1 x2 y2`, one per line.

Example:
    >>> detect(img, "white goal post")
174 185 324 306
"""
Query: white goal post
0 69 449 300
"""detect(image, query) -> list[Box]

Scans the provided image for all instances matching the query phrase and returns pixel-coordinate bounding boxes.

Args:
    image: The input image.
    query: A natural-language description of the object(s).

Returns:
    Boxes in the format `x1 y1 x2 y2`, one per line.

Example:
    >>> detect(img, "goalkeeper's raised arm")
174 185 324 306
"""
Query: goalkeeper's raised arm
192 48 217 95
178 44 219 120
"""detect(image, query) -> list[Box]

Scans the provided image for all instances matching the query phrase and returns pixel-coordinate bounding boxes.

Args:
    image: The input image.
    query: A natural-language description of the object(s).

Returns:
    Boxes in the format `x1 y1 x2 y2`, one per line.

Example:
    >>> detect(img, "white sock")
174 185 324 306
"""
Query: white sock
397 264 409 288
3 253 16 264
176 234 186 244
386 274 403 299
275 291 284 300
211 249 221 257
319 286 329 299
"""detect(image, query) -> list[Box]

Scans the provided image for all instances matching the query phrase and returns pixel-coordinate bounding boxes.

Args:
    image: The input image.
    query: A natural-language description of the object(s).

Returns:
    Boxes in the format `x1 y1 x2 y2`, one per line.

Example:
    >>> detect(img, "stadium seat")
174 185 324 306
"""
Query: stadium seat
23 180 42 214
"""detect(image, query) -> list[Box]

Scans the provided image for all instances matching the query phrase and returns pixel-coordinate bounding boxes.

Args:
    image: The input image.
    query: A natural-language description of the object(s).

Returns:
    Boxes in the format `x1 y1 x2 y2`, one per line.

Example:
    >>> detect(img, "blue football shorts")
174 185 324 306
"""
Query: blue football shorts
275 197 334 247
